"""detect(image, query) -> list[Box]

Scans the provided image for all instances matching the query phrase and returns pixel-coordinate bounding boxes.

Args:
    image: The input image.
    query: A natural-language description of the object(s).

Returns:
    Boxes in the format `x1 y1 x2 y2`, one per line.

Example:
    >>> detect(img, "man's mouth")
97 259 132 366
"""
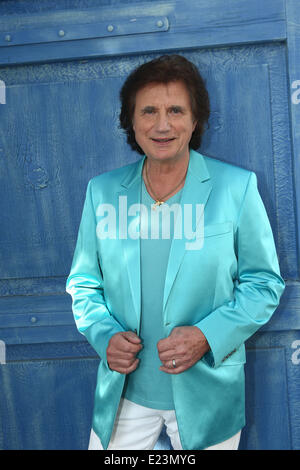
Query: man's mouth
151 137 175 143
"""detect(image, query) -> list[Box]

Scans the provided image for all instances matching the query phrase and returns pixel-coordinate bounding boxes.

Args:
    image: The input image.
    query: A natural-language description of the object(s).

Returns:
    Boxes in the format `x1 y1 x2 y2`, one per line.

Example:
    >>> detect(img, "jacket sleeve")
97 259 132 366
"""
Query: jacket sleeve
66 179 124 366
195 171 285 368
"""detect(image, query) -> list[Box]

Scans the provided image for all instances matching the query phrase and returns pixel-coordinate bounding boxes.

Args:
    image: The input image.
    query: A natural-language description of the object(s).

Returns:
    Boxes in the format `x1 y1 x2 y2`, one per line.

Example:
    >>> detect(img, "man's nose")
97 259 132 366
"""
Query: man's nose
155 111 171 132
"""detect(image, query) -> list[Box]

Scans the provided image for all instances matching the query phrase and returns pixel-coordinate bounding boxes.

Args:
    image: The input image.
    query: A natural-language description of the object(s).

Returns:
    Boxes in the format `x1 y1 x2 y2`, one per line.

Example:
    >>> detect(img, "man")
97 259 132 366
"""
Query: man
66 55 285 450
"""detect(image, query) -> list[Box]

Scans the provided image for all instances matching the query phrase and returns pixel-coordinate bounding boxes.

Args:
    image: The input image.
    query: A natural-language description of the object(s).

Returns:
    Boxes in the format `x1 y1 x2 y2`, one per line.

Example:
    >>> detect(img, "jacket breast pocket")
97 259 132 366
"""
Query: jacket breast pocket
203 221 233 238
185 221 233 252
198 221 234 257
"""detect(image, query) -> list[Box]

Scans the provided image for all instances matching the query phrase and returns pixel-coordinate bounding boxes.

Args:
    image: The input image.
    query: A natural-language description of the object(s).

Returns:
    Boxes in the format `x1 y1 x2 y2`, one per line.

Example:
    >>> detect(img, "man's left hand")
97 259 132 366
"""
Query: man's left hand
157 326 210 374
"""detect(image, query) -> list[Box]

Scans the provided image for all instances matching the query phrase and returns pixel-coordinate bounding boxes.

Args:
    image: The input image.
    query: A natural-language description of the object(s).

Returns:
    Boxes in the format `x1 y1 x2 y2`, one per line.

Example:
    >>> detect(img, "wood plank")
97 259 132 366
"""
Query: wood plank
240 348 291 449
0 358 98 449
286 0 300 279
0 283 298 346
0 0 286 65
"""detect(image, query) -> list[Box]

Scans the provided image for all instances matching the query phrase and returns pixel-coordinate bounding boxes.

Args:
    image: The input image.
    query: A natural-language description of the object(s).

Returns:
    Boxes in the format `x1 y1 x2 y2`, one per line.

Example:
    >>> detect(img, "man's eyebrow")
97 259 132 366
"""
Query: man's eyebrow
169 105 185 110
140 104 186 111
141 105 157 112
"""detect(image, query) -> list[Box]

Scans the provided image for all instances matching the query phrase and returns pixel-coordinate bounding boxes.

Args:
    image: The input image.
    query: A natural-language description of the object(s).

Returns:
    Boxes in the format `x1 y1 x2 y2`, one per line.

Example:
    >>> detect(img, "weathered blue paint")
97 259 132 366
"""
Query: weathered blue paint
0 16 169 48
0 0 287 66
0 0 299 450
286 0 300 276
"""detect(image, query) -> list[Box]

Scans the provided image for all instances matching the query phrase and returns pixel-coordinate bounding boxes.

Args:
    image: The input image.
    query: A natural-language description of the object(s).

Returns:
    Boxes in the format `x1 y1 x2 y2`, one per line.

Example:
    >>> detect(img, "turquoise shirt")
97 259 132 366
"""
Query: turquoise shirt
122 180 183 409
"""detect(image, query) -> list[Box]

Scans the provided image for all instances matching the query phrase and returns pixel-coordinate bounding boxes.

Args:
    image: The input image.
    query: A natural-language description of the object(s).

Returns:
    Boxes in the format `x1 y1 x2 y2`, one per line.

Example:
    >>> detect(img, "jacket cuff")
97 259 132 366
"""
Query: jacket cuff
194 320 231 369
84 317 125 367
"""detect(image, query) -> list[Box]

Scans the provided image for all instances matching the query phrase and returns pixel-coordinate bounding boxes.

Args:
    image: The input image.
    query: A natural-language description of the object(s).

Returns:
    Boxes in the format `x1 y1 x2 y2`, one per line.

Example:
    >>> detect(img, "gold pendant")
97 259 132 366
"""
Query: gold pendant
152 200 164 210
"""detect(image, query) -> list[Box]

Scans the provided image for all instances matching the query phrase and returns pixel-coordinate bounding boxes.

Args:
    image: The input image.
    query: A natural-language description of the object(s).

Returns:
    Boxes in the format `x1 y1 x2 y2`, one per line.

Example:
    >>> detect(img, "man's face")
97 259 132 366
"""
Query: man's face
132 81 197 163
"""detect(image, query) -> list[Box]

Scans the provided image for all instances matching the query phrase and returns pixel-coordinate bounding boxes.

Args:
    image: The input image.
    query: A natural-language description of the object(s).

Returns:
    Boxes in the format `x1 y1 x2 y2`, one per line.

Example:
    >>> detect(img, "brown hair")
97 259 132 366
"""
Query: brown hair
119 54 210 155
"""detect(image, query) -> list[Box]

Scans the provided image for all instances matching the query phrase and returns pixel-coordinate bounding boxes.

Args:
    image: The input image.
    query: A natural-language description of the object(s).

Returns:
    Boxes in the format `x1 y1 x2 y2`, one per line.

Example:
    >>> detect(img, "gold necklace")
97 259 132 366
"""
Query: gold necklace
144 159 187 209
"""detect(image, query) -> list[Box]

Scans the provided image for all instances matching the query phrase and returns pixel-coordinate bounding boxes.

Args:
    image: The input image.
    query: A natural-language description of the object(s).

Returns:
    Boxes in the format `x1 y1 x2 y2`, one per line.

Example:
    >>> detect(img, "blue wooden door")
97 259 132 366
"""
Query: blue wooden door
0 0 299 450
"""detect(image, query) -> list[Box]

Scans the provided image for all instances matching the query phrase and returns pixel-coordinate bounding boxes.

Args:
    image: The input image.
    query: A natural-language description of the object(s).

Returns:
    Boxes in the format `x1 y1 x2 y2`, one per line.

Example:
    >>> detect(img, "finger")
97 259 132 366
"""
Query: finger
165 359 179 370
157 337 173 353
123 331 142 344
110 358 140 375
117 334 143 353
158 349 177 362
109 356 135 368
109 356 138 368
107 350 139 360
160 356 198 374
124 358 140 374
106 347 139 364
159 364 186 375
107 346 141 366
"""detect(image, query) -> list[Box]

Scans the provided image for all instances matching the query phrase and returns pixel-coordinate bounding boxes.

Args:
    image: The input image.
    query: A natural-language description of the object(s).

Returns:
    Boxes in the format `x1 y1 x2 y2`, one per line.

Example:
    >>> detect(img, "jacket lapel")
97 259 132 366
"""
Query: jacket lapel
163 150 212 313
117 156 145 331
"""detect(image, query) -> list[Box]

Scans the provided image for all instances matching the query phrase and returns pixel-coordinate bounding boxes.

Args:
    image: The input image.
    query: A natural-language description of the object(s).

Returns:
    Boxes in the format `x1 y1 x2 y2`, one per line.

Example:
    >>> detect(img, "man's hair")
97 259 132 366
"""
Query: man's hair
119 54 210 155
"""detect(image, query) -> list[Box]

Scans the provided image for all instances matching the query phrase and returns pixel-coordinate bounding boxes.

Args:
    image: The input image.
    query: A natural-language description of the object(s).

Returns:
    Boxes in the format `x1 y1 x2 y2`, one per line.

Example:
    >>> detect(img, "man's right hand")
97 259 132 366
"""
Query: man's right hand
106 331 142 374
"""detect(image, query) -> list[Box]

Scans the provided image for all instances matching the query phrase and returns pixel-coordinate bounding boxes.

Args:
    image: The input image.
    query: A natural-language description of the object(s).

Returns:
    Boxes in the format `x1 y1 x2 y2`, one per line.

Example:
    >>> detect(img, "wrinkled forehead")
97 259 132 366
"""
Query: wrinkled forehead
134 80 193 110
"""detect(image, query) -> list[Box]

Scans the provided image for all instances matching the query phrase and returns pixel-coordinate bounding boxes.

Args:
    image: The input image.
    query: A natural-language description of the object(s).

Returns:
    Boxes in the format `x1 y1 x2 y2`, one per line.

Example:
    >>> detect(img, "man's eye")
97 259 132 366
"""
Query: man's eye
143 108 155 114
170 107 182 114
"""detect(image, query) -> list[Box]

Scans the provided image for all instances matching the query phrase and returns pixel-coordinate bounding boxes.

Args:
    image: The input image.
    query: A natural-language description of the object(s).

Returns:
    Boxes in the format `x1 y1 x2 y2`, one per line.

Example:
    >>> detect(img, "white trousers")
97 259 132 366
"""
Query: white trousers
88 398 241 450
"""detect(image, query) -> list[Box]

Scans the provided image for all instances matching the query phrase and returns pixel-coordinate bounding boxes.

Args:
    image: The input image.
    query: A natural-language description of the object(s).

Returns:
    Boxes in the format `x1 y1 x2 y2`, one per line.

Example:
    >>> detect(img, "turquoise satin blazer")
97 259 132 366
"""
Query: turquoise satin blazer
66 150 285 449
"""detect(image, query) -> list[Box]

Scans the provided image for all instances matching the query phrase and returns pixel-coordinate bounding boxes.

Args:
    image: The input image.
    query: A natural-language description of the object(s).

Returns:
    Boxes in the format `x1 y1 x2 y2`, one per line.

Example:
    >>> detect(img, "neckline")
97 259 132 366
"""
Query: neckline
142 177 183 205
